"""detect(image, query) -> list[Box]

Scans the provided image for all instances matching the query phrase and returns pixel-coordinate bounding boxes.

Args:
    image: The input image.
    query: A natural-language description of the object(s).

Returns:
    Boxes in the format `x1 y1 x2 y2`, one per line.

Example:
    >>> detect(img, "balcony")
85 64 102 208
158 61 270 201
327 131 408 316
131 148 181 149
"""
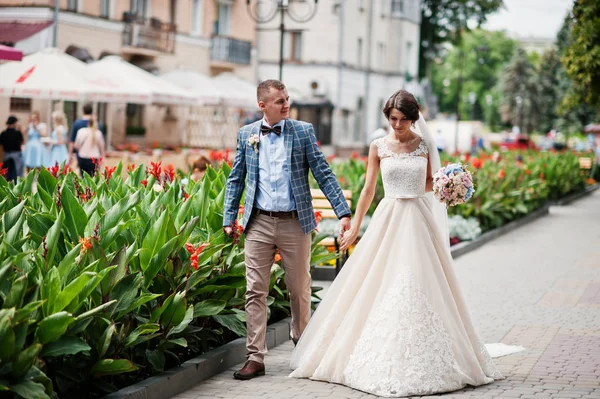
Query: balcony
210 36 252 66
121 14 176 56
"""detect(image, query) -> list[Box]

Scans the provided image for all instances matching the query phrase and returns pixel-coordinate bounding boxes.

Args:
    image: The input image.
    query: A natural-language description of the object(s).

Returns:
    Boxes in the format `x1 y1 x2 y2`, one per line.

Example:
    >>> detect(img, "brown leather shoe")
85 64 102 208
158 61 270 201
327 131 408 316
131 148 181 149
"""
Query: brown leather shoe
233 360 265 380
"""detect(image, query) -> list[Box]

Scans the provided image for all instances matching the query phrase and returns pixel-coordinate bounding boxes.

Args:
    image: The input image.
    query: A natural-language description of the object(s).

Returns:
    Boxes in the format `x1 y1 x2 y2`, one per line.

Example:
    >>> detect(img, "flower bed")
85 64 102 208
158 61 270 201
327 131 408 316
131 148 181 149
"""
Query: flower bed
0 162 333 398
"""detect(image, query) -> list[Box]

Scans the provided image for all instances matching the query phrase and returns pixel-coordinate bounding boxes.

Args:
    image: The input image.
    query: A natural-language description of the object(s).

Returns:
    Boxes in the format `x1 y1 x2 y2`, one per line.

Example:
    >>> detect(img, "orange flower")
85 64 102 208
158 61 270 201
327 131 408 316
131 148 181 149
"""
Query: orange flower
185 242 208 270
497 169 505 179
79 236 93 254
470 158 483 169
238 205 245 214
525 169 531 175
274 253 282 262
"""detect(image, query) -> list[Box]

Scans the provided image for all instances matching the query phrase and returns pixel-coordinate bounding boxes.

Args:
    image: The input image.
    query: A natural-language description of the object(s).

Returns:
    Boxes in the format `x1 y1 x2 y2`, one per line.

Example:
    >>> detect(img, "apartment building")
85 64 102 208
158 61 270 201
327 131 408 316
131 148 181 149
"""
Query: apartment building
258 0 422 152
0 0 258 148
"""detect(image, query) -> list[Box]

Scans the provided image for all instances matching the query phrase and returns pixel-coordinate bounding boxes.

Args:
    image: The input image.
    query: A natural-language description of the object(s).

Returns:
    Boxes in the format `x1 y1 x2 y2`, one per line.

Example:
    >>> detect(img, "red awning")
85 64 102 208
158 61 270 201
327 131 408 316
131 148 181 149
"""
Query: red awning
0 44 22 61
0 21 53 43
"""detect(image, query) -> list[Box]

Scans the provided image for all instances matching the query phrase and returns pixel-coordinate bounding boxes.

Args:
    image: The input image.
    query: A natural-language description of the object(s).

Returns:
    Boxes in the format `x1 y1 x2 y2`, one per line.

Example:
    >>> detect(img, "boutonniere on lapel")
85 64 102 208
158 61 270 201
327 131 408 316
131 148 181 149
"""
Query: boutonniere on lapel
248 134 260 154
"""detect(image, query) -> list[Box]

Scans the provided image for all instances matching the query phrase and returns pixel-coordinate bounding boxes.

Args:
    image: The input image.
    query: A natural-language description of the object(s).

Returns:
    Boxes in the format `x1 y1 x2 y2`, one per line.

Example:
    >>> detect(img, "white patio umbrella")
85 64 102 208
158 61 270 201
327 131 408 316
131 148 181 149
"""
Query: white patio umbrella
88 56 198 106
0 48 151 104
161 68 228 106
212 72 258 109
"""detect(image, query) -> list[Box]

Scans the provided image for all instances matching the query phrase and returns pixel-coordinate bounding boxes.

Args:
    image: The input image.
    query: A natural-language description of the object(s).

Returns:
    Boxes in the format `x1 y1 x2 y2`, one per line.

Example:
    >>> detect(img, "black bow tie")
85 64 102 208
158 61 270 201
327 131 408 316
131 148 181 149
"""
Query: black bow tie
261 125 282 136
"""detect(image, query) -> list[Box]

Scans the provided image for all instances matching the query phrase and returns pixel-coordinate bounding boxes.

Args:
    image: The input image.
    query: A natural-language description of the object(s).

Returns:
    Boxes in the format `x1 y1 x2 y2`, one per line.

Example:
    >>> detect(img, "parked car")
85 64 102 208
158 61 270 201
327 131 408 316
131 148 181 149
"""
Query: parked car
499 135 537 151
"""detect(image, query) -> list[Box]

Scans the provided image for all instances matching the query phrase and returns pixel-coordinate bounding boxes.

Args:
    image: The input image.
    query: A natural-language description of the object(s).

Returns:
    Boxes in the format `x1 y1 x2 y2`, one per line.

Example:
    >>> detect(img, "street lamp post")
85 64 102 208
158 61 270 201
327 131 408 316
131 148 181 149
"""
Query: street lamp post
246 0 319 81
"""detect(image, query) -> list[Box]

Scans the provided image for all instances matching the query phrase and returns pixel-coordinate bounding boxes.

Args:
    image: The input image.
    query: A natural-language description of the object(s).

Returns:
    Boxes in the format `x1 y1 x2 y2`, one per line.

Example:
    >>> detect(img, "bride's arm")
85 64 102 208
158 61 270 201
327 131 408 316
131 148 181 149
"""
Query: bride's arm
425 154 433 192
340 141 380 251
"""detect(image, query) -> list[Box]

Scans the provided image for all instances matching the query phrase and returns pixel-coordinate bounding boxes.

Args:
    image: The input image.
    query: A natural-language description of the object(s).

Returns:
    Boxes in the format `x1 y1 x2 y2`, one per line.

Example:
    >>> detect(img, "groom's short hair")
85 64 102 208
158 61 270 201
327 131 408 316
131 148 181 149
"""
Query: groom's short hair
257 79 286 102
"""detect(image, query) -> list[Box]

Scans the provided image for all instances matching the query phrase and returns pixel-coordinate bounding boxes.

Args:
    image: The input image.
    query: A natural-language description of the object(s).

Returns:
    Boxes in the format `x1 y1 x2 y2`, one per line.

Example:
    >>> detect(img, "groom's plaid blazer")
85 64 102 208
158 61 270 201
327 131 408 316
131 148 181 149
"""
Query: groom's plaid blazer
223 119 351 234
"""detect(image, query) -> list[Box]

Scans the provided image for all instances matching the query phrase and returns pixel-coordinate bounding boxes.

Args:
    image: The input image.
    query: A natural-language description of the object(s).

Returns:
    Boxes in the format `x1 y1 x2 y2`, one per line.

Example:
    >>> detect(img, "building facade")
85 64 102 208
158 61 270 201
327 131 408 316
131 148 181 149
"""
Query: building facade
0 0 258 149
257 0 422 152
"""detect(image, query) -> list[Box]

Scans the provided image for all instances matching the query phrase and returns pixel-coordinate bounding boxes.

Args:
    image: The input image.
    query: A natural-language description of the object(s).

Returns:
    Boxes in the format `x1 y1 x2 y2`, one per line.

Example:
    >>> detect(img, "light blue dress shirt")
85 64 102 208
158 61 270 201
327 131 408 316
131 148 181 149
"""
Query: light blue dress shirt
255 119 296 212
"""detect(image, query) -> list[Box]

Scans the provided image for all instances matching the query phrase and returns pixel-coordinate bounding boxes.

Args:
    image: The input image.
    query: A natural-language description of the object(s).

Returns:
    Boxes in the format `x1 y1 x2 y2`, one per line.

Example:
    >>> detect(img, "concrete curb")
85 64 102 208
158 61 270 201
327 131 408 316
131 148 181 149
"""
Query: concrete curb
551 184 599 206
104 318 291 399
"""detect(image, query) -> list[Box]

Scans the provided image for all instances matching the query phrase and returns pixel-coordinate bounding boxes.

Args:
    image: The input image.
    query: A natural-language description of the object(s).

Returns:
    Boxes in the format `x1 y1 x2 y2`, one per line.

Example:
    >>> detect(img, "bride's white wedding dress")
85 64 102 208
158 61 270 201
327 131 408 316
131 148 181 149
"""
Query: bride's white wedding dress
289 137 505 397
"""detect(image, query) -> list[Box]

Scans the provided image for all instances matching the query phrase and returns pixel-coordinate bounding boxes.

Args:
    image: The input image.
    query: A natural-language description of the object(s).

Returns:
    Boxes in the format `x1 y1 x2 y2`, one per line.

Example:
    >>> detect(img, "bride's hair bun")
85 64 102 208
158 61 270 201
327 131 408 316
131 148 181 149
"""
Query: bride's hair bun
382 90 420 121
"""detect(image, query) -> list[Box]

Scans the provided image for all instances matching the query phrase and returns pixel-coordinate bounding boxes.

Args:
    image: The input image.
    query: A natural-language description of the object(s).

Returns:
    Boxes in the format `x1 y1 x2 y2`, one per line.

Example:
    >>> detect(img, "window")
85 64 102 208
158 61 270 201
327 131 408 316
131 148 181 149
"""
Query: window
67 0 78 12
405 41 413 75
130 0 148 17
126 104 145 136
377 42 386 68
357 38 363 66
391 0 404 17
9 98 31 112
191 0 204 36
217 3 231 35
100 0 110 18
283 31 302 62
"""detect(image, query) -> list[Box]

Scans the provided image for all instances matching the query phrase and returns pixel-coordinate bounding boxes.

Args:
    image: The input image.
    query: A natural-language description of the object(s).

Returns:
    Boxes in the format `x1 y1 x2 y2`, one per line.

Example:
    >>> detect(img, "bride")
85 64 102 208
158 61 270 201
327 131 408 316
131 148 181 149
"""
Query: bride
289 90 505 397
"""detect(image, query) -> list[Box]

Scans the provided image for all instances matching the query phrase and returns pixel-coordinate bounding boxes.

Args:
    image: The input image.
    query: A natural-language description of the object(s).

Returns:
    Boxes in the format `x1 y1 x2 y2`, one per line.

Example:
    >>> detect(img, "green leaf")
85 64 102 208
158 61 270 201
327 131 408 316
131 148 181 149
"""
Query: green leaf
145 349 165 372
121 293 161 315
5 213 25 245
11 343 42 378
60 184 88 241
10 380 49 399
36 168 57 196
53 272 96 313
15 300 45 323
193 299 227 318
44 211 65 268
101 246 127 297
41 267 60 317
35 312 75 344
213 314 247 337
91 359 139 377
167 305 194 337
139 211 169 272
160 291 186 328
2 201 25 235
40 336 91 357
168 337 188 347
124 323 160 348
100 191 141 234
111 274 142 319
0 310 15 358
97 323 116 358
4 275 28 309
75 299 117 321
56 243 81 286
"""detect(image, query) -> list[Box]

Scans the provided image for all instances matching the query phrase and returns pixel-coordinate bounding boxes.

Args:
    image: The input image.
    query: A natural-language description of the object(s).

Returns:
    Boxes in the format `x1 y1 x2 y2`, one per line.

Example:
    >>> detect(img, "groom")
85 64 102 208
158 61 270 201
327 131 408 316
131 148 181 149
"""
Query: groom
223 79 351 380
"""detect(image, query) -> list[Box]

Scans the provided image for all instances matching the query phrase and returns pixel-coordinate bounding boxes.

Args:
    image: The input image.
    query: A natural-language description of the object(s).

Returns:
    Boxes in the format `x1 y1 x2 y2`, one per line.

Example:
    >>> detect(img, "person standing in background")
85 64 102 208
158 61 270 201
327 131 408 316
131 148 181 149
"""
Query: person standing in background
23 110 47 171
0 115 24 182
74 116 105 177
69 103 94 170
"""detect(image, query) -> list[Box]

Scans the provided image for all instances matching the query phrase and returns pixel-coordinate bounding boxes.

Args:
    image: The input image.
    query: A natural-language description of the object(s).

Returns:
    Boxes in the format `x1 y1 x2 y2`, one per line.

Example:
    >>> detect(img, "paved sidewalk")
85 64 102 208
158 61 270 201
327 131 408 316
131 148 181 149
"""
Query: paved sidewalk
175 191 600 399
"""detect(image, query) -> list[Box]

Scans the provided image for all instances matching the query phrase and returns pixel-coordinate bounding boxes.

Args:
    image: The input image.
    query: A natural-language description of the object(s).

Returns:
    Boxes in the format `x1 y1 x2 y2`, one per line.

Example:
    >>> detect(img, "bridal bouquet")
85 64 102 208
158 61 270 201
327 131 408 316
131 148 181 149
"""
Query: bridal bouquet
432 163 474 207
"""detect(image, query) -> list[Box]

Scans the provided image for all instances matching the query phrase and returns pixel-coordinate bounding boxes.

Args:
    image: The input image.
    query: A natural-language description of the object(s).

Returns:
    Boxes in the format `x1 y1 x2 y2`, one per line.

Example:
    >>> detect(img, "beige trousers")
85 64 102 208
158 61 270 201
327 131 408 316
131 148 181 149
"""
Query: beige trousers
244 213 312 363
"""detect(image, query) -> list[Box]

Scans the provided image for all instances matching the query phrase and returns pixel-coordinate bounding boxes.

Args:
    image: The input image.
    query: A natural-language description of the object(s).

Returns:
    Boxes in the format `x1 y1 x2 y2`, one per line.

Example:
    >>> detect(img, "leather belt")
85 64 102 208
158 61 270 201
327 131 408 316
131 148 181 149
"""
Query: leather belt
253 209 298 219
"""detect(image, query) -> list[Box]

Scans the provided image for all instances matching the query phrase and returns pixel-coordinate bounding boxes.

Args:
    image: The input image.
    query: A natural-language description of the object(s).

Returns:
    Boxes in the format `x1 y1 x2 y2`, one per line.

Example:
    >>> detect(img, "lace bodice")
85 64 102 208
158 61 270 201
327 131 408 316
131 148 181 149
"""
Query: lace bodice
375 137 428 199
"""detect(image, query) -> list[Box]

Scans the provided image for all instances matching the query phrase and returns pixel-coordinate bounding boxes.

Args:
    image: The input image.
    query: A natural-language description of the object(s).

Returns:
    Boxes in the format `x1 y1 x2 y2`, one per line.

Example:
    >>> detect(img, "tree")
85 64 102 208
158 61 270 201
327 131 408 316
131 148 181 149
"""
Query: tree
419 0 504 80
561 0 600 111
534 49 562 133
431 29 516 129
498 48 540 134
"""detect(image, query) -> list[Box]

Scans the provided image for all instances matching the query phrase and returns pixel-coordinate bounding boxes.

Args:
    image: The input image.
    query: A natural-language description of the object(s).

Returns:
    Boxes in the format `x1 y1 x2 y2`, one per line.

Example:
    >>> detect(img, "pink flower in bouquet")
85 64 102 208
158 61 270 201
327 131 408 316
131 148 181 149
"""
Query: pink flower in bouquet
433 163 475 207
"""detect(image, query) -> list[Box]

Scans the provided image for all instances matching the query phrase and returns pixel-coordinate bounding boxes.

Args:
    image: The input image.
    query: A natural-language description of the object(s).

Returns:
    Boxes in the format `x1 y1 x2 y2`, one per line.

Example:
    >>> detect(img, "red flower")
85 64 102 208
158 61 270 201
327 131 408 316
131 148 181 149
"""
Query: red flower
225 148 231 161
351 151 359 159
164 164 175 182
141 179 148 187
183 192 190 201
498 169 505 179
525 169 531 175
470 158 483 169
91 157 103 166
0 163 7 178
185 242 208 270
103 166 116 180
149 161 162 180
314 210 323 225
464 152 471 162
540 173 545 181
47 163 60 178
238 205 245 214
235 220 244 235
62 164 70 175
316 141 321 147
226 160 232 168
126 163 136 172
327 155 336 162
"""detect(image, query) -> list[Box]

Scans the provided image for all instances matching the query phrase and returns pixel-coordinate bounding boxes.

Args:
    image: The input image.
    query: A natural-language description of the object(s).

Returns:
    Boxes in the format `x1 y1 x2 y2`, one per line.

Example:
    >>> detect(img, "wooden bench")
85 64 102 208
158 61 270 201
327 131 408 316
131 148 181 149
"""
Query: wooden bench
311 188 353 274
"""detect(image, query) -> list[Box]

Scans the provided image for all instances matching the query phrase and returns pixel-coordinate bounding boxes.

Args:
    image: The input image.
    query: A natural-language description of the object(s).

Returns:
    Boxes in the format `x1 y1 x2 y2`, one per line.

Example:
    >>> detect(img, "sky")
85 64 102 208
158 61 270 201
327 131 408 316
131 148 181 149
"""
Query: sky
482 0 573 39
